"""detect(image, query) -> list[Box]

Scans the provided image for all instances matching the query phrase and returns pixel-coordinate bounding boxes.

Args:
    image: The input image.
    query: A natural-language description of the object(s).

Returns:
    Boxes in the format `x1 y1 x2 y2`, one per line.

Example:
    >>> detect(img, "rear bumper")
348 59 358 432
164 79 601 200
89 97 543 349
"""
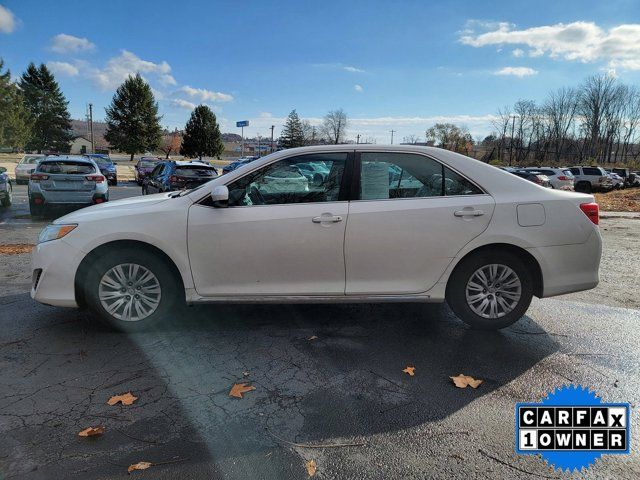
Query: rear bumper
31 239 82 308
528 228 602 298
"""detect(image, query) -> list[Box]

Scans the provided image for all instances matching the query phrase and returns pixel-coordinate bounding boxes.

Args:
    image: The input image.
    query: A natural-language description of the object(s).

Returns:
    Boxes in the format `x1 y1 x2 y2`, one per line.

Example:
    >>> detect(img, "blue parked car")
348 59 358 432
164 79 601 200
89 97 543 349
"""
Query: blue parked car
222 156 259 175
142 160 218 194
85 154 117 186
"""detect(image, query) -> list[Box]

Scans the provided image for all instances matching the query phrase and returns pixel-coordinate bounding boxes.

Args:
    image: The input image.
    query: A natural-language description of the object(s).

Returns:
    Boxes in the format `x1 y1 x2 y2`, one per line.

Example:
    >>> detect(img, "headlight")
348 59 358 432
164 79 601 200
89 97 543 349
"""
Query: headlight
38 224 77 244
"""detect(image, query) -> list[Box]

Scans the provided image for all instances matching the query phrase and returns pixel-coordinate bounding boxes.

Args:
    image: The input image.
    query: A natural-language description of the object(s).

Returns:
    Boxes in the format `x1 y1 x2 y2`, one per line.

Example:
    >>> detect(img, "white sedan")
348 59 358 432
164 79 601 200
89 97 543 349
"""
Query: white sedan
31 145 602 331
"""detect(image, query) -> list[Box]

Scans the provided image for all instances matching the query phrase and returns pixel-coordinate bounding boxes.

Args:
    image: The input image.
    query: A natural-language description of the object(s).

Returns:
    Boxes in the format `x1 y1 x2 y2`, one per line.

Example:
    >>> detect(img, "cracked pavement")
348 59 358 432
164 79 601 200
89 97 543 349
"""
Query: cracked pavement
0 184 639 479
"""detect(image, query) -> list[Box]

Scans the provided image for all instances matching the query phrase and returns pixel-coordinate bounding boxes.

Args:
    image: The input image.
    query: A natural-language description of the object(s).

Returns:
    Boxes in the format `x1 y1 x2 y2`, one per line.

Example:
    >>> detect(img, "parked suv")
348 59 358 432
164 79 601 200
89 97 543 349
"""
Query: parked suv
85 154 117 186
611 168 637 188
568 166 613 193
522 167 574 190
142 160 218 194
28 156 109 217
135 157 163 185
15 154 45 184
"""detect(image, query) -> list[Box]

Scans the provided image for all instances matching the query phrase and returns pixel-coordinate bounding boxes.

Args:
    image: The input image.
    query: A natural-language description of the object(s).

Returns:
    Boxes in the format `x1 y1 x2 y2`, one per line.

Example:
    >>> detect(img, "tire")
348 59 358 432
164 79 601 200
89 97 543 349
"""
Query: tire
1 184 11 207
141 185 147 195
446 251 533 330
84 249 182 332
29 199 44 217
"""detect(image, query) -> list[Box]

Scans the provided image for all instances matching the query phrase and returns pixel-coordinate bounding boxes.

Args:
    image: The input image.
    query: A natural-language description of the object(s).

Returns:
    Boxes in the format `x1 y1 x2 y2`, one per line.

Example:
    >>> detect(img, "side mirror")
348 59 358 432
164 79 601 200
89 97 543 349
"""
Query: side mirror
211 185 229 208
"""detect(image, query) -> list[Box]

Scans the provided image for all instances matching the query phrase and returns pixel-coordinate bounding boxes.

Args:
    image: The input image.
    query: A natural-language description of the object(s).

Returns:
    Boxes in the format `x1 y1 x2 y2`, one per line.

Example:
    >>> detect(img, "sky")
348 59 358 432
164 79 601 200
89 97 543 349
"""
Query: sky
1 0 640 143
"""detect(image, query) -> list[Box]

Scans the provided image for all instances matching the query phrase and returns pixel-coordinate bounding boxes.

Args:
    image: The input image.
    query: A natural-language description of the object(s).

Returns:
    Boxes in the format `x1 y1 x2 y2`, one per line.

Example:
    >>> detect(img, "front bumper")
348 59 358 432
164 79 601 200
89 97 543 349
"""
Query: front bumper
31 238 84 307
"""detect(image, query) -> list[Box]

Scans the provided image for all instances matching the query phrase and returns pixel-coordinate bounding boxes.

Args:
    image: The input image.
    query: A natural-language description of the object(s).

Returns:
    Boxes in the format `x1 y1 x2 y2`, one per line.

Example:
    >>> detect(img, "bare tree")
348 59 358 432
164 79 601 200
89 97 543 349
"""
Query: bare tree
543 87 579 162
320 109 348 144
402 134 421 144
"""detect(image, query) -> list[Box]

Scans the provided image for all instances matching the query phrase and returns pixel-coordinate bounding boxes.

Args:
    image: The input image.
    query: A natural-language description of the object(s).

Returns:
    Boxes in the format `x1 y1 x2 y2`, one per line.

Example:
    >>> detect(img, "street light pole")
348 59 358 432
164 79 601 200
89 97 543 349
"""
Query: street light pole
88 103 95 154
356 134 360 144
241 126 244 157
390 130 395 145
270 125 274 153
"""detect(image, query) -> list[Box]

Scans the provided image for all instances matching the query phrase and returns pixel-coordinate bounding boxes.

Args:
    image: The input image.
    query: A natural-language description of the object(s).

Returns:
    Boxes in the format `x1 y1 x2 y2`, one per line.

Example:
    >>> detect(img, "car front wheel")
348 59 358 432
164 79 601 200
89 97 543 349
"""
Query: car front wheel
446 251 533 330
84 249 182 331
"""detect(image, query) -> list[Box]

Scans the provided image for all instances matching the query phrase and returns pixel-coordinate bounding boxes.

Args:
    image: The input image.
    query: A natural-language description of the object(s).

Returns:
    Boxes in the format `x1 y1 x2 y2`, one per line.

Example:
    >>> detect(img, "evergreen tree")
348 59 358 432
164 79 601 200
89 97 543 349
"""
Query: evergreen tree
19 63 72 153
104 74 162 161
280 110 305 148
180 105 224 160
0 59 31 149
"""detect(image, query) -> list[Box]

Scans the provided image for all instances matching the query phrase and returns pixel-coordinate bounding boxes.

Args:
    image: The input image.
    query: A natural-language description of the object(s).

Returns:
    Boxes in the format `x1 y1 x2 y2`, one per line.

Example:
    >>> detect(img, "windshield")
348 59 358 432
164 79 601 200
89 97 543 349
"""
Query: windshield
38 161 96 174
139 160 160 168
176 165 217 177
21 156 41 164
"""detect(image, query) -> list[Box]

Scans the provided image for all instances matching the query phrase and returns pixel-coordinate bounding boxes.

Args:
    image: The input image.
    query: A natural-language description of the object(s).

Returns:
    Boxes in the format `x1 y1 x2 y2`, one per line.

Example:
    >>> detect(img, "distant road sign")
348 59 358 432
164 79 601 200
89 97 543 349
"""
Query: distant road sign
236 120 249 128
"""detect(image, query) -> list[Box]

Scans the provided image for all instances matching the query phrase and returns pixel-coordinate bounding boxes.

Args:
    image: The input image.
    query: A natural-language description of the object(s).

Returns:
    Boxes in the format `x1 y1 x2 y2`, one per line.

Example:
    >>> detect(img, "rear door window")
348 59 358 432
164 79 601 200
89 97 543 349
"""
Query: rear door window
38 161 95 174
582 167 603 176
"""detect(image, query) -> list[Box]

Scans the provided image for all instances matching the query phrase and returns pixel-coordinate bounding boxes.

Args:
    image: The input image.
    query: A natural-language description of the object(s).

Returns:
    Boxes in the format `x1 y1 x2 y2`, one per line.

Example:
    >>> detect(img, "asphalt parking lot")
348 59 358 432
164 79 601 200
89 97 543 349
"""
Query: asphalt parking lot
1 183 639 479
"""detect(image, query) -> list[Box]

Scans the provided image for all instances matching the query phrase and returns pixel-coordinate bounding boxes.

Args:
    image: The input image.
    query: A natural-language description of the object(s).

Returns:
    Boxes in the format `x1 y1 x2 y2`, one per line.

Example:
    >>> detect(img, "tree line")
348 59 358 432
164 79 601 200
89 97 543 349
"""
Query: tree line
279 108 349 148
486 74 640 165
0 59 224 160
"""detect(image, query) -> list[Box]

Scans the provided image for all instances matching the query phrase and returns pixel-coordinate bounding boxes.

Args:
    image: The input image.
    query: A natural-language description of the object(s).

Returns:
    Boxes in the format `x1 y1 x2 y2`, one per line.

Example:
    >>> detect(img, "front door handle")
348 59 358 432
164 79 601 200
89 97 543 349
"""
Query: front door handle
312 214 343 223
454 209 484 217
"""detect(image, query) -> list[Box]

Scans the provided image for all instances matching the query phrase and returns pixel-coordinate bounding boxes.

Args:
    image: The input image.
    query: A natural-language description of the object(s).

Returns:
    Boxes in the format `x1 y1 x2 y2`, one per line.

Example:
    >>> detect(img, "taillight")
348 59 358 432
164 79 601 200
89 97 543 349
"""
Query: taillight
580 202 599 225
30 173 49 182
85 175 105 183
533 176 542 184
557 175 569 181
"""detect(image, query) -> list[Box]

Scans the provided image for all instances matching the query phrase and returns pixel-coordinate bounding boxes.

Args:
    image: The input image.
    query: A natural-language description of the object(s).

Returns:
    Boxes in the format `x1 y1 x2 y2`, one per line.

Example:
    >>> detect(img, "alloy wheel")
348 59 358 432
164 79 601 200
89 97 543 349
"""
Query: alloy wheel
465 264 522 319
98 263 161 322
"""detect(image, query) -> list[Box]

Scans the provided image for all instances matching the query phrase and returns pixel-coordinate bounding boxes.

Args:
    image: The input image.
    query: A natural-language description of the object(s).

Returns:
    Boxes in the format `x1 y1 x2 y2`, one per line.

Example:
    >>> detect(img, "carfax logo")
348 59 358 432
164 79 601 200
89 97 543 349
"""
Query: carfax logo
515 385 631 472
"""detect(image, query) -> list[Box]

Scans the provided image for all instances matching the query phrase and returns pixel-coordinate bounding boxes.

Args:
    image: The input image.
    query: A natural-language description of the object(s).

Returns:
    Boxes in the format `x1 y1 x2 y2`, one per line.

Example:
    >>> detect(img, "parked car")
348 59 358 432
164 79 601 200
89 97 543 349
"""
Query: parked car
31 145 601 332
605 171 625 189
568 166 614 193
142 160 218 194
28 156 108 217
633 173 640 187
222 156 259 175
294 161 331 186
611 168 637 188
15 154 45 184
0 166 12 207
134 157 163 185
522 167 574 190
511 170 552 188
85 154 117 186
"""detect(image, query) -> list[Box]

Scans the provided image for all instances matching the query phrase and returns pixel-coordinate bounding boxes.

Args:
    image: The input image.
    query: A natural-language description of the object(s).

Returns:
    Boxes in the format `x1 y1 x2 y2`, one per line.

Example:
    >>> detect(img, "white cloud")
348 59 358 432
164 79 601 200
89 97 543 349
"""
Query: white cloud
159 74 177 86
0 5 16 33
47 61 79 77
494 66 538 77
171 99 197 110
180 85 233 102
259 112 273 118
512 48 524 58
344 65 365 73
354 84 363 92
460 21 640 70
88 50 173 90
50 33 95 53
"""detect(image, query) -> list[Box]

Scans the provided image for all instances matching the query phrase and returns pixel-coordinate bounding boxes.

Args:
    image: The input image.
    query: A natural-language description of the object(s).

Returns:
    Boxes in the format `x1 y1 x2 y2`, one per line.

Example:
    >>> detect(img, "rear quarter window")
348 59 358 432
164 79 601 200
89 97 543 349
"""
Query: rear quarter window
38 161 96 174
176 166 217 177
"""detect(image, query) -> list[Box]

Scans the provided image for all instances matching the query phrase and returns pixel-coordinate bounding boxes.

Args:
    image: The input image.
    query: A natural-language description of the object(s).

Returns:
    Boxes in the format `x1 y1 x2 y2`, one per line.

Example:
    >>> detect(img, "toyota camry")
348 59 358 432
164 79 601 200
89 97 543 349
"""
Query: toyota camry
31 145 602 331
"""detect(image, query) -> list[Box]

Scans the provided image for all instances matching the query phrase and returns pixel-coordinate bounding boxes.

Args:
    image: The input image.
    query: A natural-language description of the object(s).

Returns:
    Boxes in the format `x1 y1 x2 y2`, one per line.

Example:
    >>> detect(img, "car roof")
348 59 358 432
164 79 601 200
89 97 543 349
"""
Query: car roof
174 160 214 167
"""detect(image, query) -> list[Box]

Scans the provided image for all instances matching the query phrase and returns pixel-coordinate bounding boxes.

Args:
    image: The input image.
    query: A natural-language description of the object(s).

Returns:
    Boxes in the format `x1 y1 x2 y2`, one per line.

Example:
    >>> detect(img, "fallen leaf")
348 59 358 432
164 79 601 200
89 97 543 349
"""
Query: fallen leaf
78 425 104 437
450 374 483 389
229 382 256 399
127 461 152 473
308 335 318 341
403 366 416 376
242 371 250 377
0 244 34 255
305 459 317 477
107 392 138 406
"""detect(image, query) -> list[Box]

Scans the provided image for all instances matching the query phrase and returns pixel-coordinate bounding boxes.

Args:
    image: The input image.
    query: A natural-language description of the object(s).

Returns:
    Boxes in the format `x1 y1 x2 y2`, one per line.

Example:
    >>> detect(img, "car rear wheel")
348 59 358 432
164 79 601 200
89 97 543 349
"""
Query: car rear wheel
446 251 533 330
1 184 11 207
84 249 182 332
29 199 44 217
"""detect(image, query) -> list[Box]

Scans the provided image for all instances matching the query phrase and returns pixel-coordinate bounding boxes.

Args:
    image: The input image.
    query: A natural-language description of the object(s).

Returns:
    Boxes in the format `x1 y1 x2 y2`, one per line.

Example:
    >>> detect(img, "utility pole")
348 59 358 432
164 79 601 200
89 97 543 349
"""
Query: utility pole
257 134 261 157
509 115 516 166
270 125 275 153
356 134 361 144
390 130 395 145
88 103 95 154
241 125 244 156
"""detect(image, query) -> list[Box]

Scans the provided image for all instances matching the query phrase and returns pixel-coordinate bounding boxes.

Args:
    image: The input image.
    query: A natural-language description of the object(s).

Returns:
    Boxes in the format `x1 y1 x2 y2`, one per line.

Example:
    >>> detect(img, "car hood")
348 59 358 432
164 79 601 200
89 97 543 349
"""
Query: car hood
54 192 174 224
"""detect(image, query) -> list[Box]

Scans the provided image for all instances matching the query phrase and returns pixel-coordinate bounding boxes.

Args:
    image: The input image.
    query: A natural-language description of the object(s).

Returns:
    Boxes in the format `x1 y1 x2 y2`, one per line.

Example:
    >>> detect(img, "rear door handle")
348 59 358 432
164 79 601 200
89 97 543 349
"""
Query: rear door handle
312 215 343 223
454 209 484 217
